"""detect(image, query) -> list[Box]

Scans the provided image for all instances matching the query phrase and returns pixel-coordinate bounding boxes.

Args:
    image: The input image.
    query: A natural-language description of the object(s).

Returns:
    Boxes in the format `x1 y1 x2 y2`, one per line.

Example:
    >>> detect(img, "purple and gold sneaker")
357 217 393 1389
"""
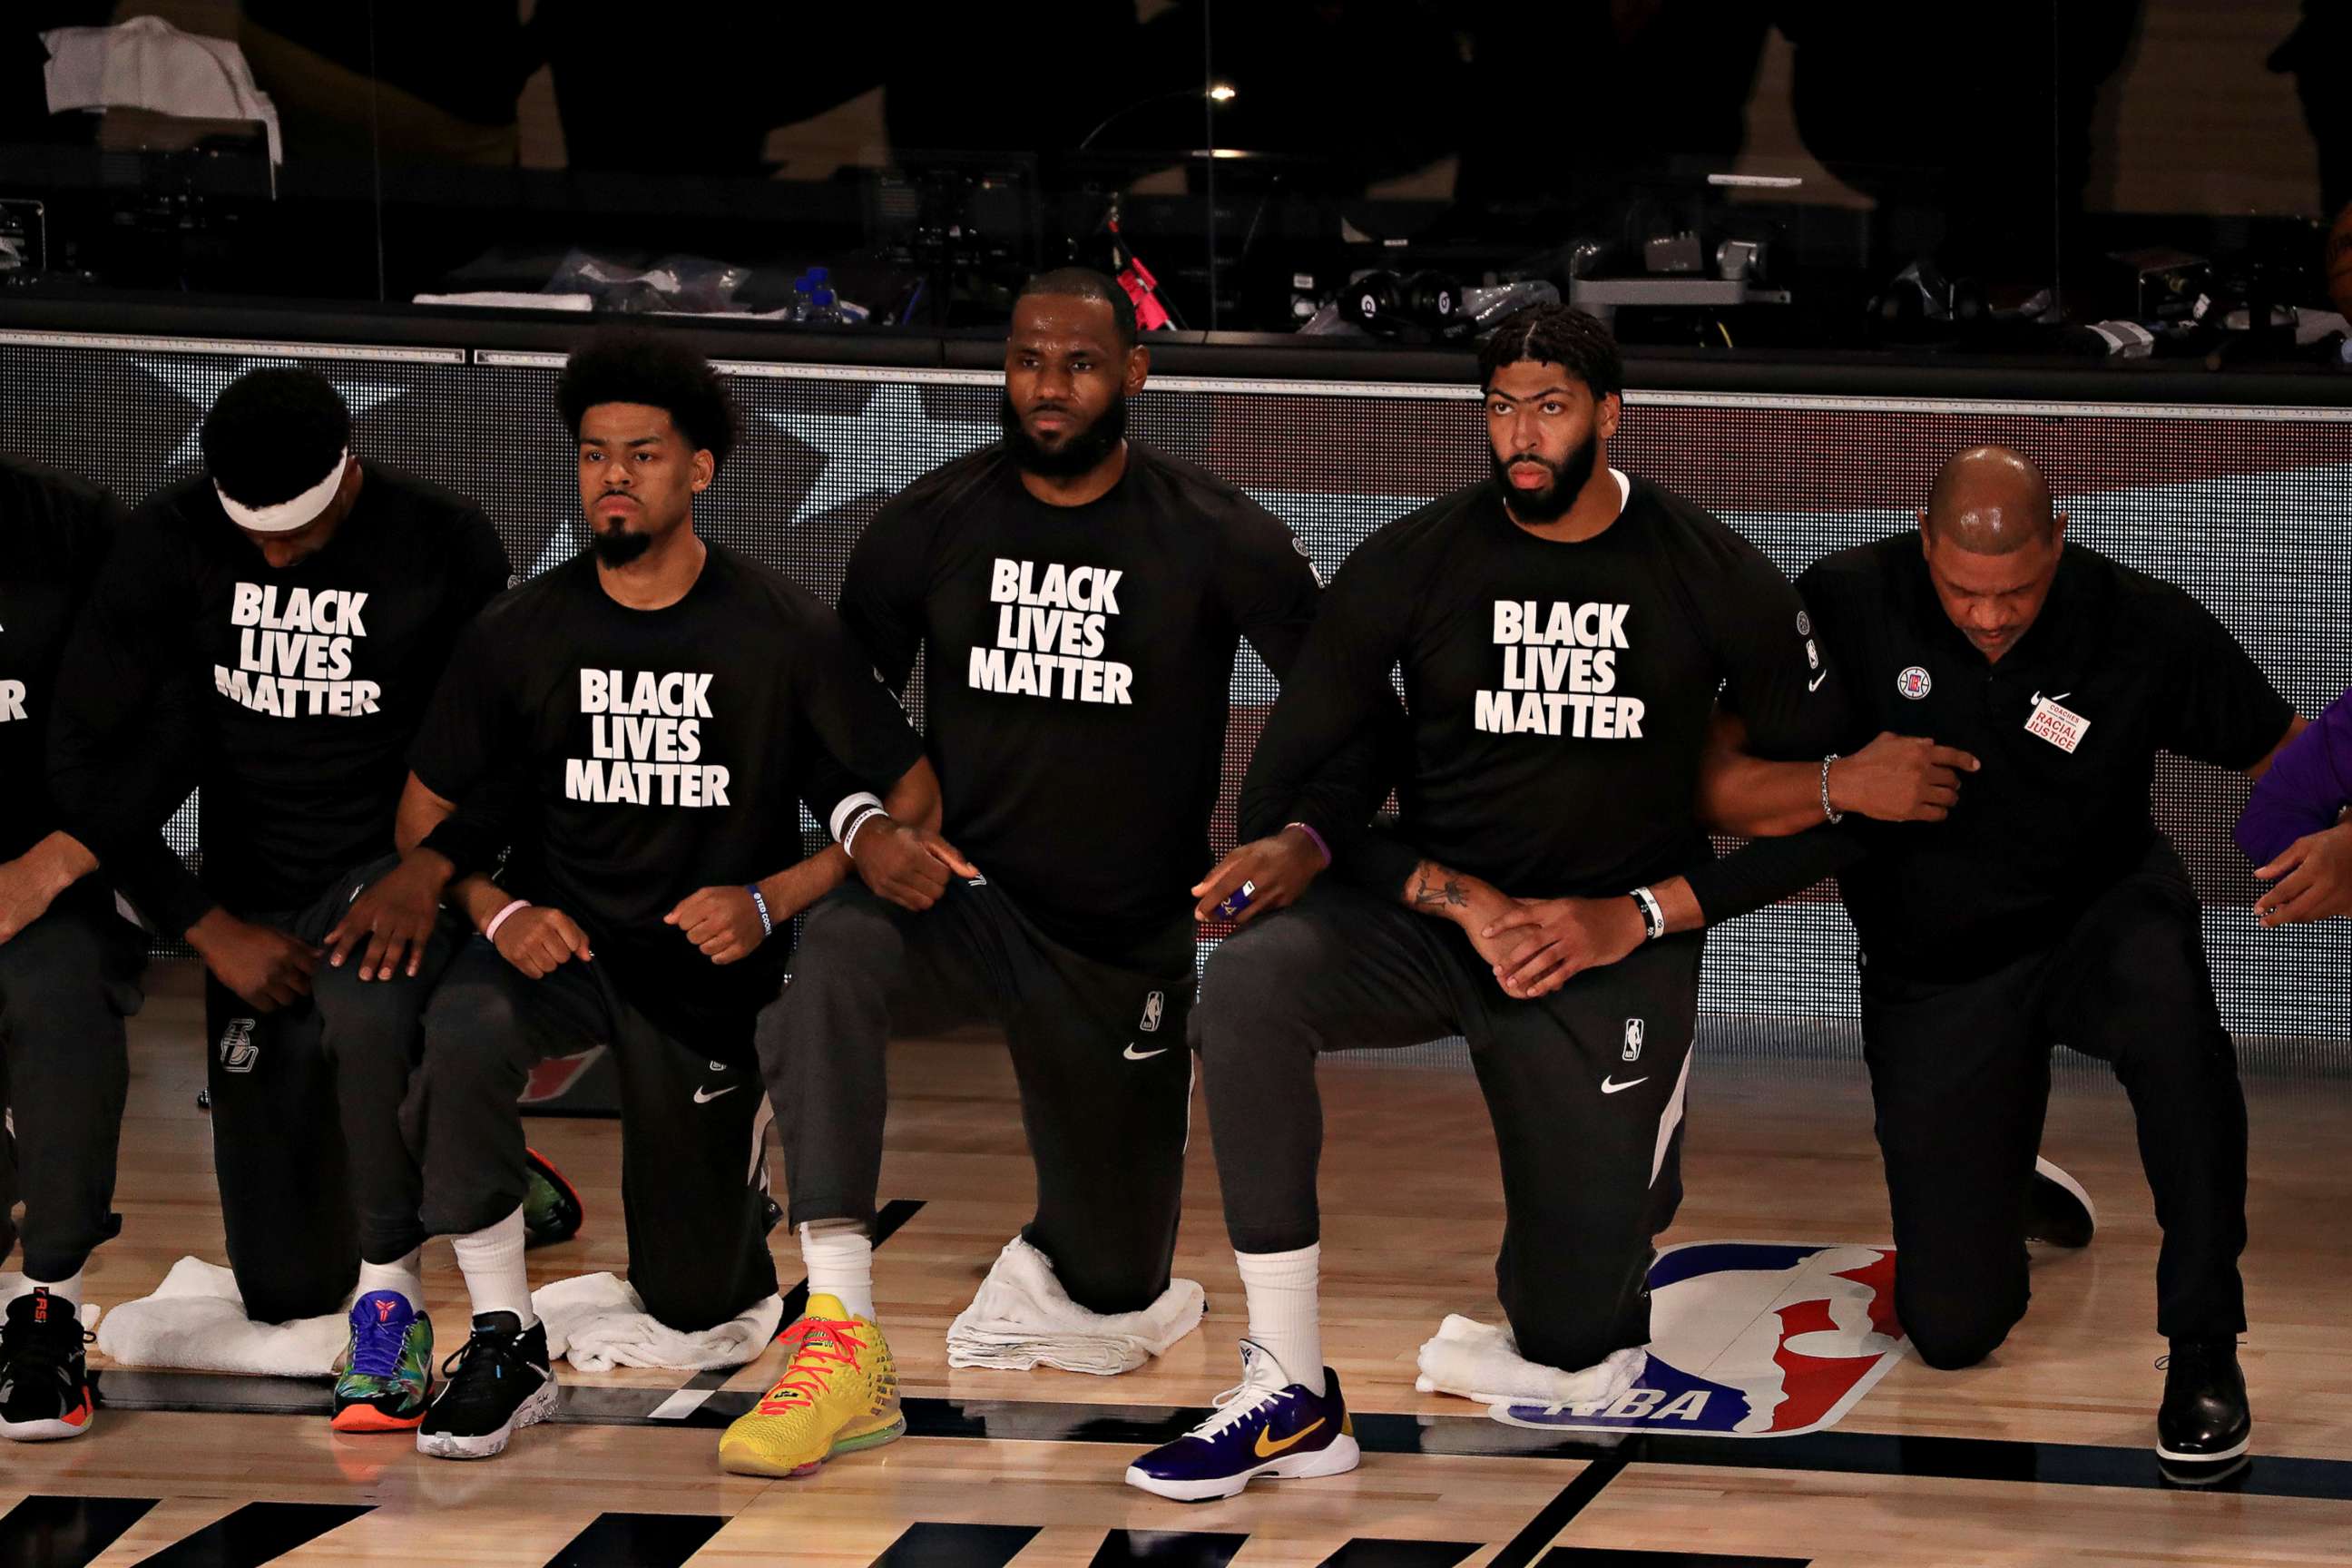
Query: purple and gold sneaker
1124 1340 1360 1502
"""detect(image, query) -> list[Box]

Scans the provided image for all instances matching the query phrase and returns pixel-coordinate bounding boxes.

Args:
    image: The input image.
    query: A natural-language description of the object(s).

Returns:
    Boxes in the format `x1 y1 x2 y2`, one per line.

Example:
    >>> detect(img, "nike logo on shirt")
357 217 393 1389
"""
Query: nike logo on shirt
1123 1044 1168 1061
692 1084 740 1103
1808 671 1828 692
1600 1075 1649 1094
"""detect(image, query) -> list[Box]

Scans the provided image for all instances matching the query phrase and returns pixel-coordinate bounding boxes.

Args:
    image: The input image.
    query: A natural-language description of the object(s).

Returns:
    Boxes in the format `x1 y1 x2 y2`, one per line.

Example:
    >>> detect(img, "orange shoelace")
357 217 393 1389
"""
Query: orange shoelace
755 1318 868 1413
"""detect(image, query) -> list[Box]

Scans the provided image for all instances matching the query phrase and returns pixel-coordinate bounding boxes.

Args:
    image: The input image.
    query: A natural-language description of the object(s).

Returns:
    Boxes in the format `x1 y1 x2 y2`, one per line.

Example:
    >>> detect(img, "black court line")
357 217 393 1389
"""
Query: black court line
1489 1460 1627 1568
85 1377 2352 1505
541 1511 726 1568
0 1494 157 1568
1088 1529 1247 1567
1312 1538 1482 1567
137 1501 373 1567
654 1196 926 1410
870 1521 1041 1568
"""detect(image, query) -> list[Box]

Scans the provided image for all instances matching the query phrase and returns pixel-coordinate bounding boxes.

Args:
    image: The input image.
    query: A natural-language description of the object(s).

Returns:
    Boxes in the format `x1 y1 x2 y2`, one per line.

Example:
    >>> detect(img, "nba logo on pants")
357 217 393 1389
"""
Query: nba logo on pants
1494 1241 1909 1437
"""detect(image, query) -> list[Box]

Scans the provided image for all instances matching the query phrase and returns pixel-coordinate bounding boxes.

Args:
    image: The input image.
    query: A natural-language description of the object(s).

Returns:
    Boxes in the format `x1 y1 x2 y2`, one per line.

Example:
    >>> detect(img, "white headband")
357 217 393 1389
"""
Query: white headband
215 449 350 534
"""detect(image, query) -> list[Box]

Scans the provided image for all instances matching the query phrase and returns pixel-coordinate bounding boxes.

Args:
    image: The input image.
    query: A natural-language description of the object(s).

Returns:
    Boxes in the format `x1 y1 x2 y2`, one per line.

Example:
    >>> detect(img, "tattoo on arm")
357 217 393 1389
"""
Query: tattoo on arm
1410 865 1470 909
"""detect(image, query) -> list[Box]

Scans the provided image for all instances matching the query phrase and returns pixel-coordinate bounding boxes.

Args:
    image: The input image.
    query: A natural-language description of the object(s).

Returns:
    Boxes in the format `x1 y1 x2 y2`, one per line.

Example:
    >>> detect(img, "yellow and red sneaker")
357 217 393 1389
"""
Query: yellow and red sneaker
717 1295 903 1477
0 1288 94 1442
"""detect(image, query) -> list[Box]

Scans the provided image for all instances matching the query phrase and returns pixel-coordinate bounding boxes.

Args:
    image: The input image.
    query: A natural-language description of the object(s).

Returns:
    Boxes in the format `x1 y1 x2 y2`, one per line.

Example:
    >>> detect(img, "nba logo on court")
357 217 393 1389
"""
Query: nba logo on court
1495 1241 1907 1438
217 1016 259 1073
1139 991 1165 1034
1622 1018 1645 1062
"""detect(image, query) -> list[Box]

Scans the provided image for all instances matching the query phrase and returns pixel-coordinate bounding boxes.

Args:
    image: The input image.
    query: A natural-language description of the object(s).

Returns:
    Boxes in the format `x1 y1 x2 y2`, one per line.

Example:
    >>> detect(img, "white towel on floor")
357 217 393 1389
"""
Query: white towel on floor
94 1258 345 1376
533 1272 781 1372
1414 1313 1647 1410
0 1274 101 1332
945 1236 1204 1376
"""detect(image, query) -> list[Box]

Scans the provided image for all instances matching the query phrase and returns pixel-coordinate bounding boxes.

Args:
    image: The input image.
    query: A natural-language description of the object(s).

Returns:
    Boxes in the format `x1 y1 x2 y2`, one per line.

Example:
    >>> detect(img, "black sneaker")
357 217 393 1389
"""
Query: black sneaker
1 1289 94 1442
2156 1338 2252 1465
2024 1157 2096 1248
416 1312 557 1460
521 1149 585 1249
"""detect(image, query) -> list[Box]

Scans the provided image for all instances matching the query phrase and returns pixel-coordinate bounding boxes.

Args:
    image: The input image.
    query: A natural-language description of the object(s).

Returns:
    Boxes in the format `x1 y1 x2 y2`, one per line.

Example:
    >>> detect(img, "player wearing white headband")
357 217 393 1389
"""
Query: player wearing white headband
45 365 555 1436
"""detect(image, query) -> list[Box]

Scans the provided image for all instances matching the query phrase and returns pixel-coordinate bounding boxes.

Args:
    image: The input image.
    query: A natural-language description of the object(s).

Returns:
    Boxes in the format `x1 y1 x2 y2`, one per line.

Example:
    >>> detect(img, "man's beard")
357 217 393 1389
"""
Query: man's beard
1490 429 1598 524
1000 389 1127 479
590 524 653 566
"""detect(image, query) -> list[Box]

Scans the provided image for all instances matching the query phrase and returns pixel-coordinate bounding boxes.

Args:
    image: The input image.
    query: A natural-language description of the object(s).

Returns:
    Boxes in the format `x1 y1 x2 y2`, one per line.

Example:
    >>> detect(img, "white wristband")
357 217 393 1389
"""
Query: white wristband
484 898 531 943
828 792 885 843
842 807 888 859
1630 886 1667 942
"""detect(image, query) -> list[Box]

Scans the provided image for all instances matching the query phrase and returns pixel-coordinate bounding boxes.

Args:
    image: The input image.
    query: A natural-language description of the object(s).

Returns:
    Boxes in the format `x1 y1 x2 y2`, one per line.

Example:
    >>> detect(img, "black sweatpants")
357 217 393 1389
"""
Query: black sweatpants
1859 840 2247 1367
406 937 778 1334
0 880 146 1282
1192 881 1703 1376
761 877 1196 1317
205 853 448 1323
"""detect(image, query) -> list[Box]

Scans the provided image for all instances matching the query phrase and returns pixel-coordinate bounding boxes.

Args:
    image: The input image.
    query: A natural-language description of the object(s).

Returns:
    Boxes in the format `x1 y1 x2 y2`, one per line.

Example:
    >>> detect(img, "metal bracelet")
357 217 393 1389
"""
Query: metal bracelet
1820 754 1845 825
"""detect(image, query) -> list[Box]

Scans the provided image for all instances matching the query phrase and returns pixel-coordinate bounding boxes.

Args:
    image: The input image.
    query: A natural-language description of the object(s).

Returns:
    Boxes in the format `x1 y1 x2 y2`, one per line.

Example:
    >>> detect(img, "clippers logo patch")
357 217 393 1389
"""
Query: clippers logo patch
2025 691 2090 754
218 1016 260 1074
1622 1017 1646 1063
1795 611 1812 637
1139 991 1165 1034
1492 1241 1907 1438
1896 665 1933 700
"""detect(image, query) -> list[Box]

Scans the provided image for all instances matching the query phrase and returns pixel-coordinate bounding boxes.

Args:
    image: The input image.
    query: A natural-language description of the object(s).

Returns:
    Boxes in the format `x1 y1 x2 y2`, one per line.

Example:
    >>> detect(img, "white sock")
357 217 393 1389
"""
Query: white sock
356 1250 424 1310
451 1207 536 1329
799 1219 875 1321
1236 1243 1324 1396
24 1271 83 1311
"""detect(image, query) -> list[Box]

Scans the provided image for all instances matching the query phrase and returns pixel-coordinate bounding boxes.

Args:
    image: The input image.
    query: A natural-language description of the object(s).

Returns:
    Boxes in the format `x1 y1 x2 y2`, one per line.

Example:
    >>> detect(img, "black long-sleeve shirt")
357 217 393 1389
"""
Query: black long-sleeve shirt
1241 473 1847 899
0 456 125 864
49 466 511 935
838 441 1380 963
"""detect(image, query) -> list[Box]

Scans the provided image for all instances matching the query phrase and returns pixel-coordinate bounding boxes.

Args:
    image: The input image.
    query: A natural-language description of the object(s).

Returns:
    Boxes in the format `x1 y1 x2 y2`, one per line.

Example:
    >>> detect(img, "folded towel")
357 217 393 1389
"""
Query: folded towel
534 1272 780 1372
94 1258 344 1376
1414 1313 1647 1410
946 1236 1203 1376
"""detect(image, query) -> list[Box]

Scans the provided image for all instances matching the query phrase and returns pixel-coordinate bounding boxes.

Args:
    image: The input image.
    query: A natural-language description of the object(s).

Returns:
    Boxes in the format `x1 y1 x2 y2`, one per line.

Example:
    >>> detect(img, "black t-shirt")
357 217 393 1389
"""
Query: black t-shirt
1242 473 1847 897
0 456 123 864
840 441 1359 962
50 465 509 934
412 544 925 1053
1798 533 2293 982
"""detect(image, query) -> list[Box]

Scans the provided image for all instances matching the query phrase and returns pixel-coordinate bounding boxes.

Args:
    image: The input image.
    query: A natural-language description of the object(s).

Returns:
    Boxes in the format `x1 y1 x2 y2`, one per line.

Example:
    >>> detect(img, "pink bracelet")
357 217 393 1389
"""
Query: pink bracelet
485 898 531 943
1285 820 1332 867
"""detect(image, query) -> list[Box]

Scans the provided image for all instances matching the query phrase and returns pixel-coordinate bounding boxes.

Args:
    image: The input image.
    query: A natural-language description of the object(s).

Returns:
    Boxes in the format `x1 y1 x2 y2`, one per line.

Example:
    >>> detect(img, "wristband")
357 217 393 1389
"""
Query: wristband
842 806 888 859
485 898 530 943
1819 755 1845 825
1283 820 1332 867
828 791 884 842
745 884 773 939
1630 886 1667 941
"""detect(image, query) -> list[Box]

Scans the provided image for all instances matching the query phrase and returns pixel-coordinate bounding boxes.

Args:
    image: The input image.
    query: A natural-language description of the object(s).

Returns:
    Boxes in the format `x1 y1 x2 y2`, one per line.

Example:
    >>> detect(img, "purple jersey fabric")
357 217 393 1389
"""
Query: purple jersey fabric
2236 691 2348 866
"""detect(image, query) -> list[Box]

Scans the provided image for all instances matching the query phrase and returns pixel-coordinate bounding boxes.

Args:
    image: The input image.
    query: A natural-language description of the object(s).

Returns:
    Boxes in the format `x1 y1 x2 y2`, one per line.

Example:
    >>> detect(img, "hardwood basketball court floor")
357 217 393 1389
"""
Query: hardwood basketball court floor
4 961 2347 1567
